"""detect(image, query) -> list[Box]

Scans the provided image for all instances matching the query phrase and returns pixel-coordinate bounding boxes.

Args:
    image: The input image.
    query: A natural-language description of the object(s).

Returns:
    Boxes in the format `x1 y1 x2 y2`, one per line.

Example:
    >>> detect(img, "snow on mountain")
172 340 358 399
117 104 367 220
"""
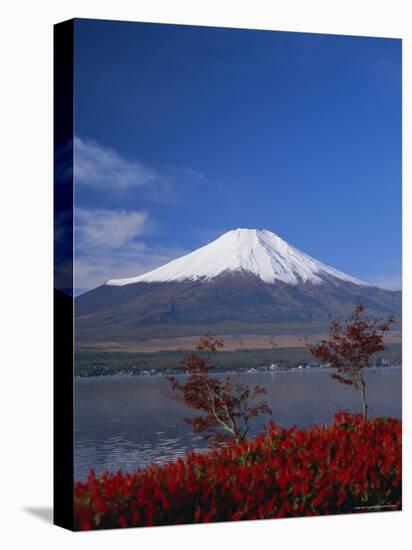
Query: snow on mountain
105 228 370 287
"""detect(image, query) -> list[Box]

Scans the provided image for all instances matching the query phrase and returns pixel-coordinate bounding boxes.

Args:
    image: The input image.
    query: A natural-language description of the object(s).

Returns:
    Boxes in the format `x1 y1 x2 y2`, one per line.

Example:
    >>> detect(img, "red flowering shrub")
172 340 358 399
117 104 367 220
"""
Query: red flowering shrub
74 412 401 530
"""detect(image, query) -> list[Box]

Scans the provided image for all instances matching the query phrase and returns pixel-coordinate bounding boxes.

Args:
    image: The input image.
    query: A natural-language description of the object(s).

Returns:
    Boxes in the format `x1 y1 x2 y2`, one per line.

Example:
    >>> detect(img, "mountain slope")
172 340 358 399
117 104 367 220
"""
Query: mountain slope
76 229 401 349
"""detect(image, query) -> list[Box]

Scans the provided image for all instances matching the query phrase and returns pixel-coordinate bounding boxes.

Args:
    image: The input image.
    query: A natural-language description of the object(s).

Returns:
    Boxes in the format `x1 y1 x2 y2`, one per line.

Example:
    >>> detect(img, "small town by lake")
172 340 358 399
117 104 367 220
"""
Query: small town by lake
74 366 401 481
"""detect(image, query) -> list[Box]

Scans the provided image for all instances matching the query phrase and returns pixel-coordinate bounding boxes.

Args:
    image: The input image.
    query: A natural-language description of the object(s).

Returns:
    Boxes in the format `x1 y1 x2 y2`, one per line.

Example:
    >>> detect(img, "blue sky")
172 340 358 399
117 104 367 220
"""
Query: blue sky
73 19 401 292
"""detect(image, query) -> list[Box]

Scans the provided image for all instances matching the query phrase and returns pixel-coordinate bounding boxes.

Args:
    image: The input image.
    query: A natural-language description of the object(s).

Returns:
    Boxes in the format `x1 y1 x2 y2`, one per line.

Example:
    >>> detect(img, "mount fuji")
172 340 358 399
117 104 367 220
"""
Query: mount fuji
106 229 369 287
76 229 401 350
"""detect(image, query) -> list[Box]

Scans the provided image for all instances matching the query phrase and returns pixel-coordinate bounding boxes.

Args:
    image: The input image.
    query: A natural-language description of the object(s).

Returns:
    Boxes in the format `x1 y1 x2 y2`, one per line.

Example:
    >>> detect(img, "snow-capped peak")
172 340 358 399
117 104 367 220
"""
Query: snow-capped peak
105 228 370 287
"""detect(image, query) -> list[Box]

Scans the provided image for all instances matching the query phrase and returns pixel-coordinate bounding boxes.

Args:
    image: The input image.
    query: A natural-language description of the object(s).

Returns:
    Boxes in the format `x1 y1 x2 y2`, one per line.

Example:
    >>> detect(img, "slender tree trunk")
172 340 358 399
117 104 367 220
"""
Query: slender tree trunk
360 375 368 420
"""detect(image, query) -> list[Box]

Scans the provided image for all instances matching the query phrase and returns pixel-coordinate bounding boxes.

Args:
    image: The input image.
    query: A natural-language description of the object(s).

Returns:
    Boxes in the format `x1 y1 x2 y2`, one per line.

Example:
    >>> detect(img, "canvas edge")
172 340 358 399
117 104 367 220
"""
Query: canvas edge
53 18 75 531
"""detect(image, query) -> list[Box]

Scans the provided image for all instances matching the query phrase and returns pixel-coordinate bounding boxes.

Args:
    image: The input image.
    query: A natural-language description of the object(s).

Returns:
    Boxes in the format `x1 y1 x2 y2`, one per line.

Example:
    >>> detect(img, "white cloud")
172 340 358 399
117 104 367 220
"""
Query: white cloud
74 207 188 290
368 274 402 291
74 137 157 189
76 208 148 248
75 243 188 291
73 137 203 196
71 137 204 290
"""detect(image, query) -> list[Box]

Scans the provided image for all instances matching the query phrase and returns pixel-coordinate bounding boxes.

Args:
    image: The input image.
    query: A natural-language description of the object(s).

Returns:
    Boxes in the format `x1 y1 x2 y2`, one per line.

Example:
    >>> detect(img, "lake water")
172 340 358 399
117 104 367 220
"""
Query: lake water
74 368 401 480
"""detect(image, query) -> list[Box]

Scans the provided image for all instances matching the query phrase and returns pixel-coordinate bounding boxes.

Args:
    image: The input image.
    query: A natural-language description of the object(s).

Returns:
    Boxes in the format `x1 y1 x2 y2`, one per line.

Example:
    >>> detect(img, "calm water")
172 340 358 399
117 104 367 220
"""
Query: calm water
74 368 401 480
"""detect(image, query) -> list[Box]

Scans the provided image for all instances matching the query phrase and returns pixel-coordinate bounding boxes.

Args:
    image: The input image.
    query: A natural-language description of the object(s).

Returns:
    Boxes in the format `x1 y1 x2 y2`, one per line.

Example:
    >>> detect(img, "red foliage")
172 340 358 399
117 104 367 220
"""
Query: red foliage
74 412 401 530
168 335 271 443
309 304 394 418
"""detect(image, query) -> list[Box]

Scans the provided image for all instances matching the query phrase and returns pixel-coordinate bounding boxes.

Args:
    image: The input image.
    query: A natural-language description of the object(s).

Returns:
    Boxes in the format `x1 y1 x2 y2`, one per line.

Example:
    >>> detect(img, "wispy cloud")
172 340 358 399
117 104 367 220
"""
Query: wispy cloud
74 137 157 189
368 274 402 291
71 138 204 290
74 137 203 198
76 208 149 248
75 244 188 291
74 207 188 290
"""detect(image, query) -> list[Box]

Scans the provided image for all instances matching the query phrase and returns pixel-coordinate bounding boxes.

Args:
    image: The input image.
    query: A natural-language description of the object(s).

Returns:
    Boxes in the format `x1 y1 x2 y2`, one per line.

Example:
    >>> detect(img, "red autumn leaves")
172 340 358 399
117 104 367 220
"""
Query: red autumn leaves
74 411 401 530
309 304 394 419
168 334 271 443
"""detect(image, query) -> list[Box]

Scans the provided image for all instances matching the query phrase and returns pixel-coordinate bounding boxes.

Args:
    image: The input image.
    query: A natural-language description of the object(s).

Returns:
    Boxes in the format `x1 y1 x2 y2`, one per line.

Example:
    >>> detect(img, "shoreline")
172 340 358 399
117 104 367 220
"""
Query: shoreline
75 364 402 380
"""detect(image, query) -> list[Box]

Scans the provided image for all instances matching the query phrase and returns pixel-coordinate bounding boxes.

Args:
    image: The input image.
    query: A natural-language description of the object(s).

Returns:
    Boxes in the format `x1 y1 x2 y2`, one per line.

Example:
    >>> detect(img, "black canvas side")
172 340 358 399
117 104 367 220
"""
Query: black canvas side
53 19 75 531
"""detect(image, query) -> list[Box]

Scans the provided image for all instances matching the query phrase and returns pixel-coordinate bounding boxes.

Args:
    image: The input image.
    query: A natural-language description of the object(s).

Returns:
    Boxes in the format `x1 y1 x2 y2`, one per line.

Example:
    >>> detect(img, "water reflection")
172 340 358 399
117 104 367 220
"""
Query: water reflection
74 368 401 480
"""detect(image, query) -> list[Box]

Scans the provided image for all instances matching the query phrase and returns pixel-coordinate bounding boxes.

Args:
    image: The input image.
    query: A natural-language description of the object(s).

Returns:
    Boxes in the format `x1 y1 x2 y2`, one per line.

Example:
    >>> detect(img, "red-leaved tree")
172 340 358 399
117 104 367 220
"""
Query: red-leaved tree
168 334 272 444
308 303 394 419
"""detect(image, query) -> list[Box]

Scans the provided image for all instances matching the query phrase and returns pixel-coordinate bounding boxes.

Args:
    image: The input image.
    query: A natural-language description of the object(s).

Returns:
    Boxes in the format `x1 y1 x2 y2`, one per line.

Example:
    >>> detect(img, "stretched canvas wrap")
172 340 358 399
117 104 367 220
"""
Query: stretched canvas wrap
54 18 402 531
